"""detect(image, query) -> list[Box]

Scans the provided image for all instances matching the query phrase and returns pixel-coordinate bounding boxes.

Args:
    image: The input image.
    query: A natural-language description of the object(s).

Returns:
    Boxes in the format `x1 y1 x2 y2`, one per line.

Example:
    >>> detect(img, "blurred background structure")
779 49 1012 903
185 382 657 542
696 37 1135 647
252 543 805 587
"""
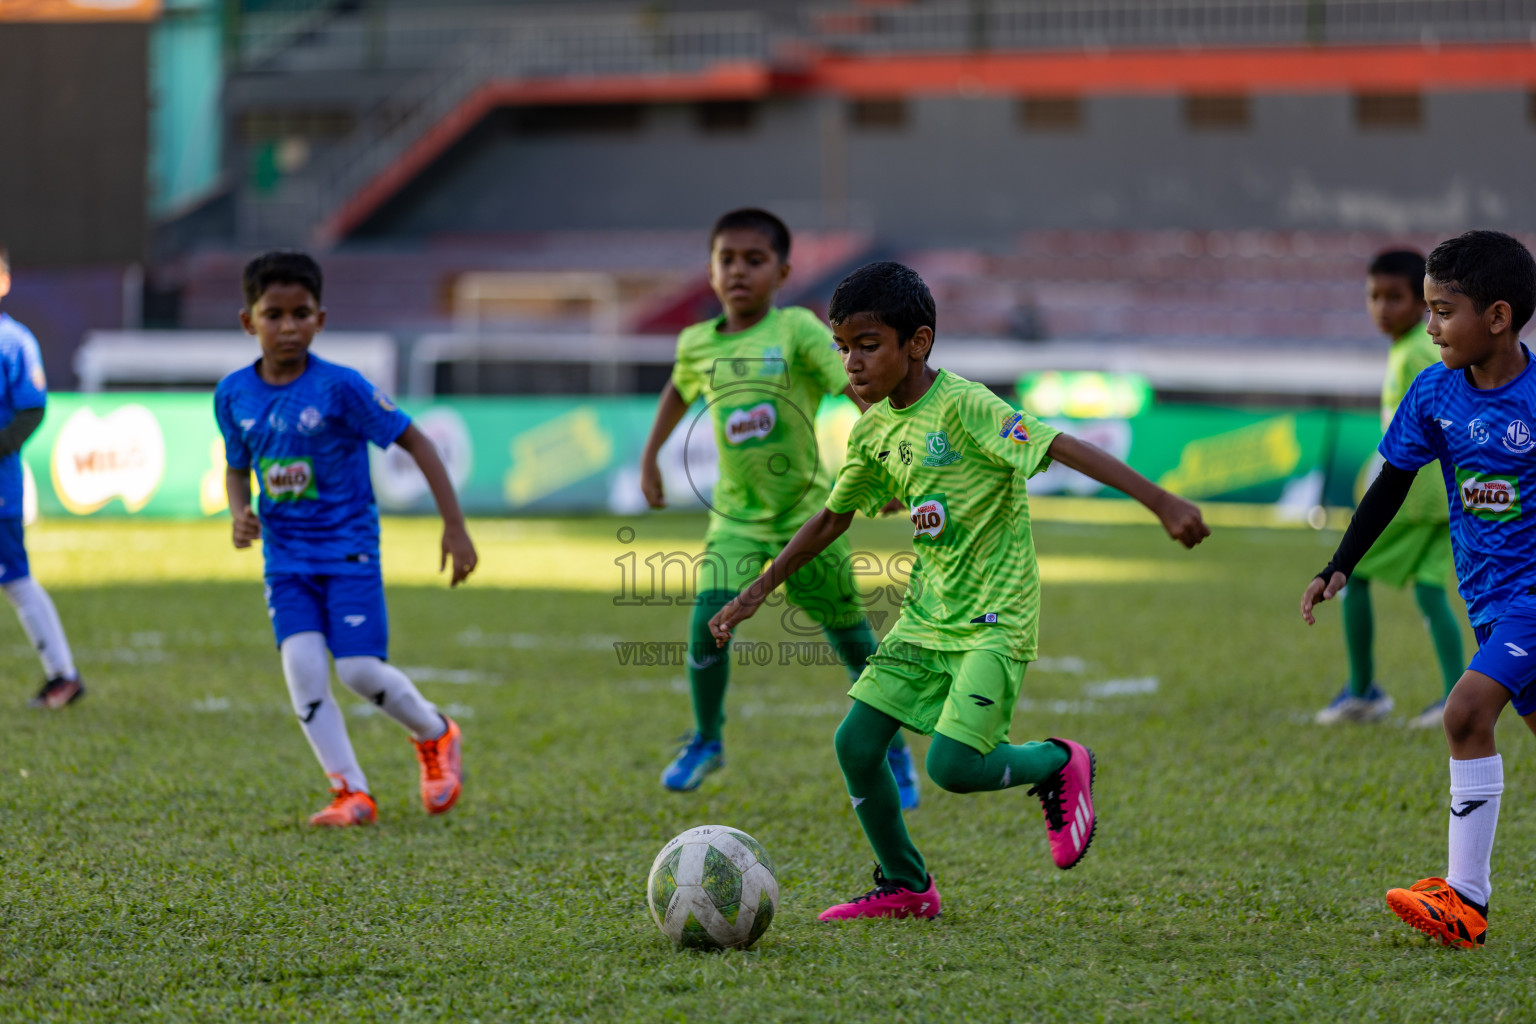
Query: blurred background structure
3 0 1536 517
5 0 1536 386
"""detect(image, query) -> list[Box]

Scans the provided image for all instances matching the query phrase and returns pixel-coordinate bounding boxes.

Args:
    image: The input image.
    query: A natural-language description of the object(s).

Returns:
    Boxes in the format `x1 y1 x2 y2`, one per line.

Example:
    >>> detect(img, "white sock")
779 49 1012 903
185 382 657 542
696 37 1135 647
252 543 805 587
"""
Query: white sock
334 656 443 740
281 632 368 793
1445 754 1502 907
3 576 76 680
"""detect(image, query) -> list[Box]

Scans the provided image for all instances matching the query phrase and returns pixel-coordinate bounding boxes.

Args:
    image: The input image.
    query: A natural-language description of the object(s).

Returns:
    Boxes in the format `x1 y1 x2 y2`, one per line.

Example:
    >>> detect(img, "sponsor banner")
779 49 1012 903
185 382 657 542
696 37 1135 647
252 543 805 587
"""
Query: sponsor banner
0 0 160 21
23 394 1385 518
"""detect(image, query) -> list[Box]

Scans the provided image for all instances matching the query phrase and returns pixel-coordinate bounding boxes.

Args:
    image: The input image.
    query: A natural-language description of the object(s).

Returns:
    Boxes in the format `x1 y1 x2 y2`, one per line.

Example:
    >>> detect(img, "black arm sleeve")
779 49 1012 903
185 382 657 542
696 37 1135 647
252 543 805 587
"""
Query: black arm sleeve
1316 460 1417 583
0 407 44 459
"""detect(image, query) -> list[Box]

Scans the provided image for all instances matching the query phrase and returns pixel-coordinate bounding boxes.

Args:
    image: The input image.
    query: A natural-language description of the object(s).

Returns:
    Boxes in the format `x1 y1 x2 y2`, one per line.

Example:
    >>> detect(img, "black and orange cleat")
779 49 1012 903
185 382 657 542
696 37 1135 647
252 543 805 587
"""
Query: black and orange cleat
1386 877 1487 948
309 776 378 827
29 675 85 709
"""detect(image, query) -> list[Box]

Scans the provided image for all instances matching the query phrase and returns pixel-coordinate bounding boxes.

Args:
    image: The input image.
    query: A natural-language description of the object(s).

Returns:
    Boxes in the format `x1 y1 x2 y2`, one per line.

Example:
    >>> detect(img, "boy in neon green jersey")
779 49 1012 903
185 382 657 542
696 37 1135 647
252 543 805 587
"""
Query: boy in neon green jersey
710 262 1209 919
1315 250 1464 729
639 209 919 804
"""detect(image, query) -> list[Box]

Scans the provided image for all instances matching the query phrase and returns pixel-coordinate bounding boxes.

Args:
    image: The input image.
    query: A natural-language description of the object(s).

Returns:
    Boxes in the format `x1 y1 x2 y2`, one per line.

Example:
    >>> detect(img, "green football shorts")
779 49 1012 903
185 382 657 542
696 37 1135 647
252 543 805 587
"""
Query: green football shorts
849 639 1026 754
1353 518 1454 589
698 530 867 629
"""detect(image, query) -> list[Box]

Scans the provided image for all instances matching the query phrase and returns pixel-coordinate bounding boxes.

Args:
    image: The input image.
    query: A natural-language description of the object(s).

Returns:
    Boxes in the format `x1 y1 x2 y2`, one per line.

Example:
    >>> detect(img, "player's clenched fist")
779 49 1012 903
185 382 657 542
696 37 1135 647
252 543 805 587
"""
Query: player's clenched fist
1156 493 1210 548
231 505 261 548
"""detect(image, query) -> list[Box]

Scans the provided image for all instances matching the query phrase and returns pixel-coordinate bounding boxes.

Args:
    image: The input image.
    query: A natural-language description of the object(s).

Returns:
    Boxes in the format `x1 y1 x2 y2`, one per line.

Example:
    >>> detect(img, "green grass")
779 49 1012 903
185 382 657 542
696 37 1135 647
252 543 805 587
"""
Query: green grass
4 511 1535 1022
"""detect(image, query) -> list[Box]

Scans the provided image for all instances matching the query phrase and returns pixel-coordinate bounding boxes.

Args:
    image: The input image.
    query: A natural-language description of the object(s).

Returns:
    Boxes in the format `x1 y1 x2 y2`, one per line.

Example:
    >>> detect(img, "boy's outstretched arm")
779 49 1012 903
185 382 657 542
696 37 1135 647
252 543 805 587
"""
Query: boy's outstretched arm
1299 460 1415 625
1046 433 1209 547
395 424 478 586
640 379 689 509
225 467 261 548
709 507 855 644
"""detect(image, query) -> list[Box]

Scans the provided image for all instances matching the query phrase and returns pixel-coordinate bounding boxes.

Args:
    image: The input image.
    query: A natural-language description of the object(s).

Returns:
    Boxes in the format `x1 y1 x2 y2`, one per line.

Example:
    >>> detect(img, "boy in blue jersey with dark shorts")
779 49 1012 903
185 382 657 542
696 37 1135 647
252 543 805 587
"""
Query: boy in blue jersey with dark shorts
1302 231 1536 948
216 251 478 827
0 245 84 709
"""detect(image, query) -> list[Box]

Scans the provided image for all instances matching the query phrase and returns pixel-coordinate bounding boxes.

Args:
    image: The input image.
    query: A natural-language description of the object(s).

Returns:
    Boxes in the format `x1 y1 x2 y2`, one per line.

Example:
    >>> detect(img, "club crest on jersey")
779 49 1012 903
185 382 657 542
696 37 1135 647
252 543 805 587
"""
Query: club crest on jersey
1502 420 1535 454
724 402 777 445
297 406 325 435
260 456 318 501
910 493 952 544
1457 468 1520 522
1470 419 1490 444
998 413 1029 444
922 431 962 467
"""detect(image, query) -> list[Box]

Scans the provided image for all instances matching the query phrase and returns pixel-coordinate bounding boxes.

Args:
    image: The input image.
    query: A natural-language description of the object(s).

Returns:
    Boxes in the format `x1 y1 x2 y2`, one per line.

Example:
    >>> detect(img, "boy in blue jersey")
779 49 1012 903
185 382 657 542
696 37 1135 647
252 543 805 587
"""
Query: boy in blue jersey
1301 231 1536 948
216 251 478 827
0 246 84 709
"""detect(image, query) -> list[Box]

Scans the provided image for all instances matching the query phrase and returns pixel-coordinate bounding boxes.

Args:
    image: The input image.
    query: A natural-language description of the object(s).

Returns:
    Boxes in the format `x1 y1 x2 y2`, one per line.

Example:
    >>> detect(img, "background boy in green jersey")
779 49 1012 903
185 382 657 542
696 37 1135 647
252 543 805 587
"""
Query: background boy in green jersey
1315 250 1464 729
710 262 1209 920
639 209 919 804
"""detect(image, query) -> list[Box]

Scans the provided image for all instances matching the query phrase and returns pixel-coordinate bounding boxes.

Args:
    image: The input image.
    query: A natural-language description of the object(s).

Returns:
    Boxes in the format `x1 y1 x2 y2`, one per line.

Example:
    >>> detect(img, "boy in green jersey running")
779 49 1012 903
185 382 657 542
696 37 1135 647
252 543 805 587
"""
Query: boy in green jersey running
710 262 1209 920
639 209 919 804
1314 250 1464 729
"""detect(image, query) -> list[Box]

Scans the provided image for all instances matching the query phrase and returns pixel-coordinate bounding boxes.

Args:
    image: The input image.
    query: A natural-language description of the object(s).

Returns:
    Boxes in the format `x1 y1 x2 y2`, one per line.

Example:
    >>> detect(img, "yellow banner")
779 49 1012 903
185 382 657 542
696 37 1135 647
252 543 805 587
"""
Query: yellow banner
0 0 159 21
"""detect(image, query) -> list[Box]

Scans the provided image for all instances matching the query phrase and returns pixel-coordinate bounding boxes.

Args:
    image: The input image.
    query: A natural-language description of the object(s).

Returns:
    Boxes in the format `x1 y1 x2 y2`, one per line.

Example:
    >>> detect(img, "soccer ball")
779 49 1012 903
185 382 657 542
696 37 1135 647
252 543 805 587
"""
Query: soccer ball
646 825 778 951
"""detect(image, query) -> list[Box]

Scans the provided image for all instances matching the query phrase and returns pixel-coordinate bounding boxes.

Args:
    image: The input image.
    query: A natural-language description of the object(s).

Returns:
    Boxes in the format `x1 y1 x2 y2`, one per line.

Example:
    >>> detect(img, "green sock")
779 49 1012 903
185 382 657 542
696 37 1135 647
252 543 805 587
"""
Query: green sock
1414 582 1465 700
689 590 735 742
1341 578 1374 696
925 733 1067 793
833 701 926 891
824 621 908 755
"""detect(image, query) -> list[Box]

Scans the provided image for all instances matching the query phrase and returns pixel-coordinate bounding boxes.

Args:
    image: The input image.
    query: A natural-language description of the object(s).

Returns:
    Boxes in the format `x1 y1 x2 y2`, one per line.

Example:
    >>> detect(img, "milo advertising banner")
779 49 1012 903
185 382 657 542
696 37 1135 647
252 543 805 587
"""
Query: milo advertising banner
26 393 1384 519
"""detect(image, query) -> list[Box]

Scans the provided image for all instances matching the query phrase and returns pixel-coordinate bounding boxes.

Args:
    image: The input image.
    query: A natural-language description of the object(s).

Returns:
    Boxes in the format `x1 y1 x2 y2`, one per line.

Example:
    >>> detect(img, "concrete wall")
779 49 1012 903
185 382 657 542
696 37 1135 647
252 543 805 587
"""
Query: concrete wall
0 23 148 266
353 90 1536 246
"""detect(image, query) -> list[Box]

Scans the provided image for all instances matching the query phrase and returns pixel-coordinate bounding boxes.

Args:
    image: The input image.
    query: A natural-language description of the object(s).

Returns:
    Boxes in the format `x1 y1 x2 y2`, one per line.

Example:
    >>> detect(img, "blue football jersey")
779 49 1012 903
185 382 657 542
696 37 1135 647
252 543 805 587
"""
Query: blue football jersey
213 354 411 576
0 314 47 520
1380 345 1536 626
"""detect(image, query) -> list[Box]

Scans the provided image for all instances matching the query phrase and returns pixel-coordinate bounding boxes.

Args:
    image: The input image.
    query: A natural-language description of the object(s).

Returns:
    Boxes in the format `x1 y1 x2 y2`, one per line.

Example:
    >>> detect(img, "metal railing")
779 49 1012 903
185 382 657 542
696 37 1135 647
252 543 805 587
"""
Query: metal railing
808 0 1536 53
235 0 1536 244
238 10 766 244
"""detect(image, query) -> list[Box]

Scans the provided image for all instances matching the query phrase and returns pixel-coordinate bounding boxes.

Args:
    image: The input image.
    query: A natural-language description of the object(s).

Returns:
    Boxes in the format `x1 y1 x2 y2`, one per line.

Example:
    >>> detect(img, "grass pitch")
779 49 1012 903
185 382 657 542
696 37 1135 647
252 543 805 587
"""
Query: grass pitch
5 509 1536 1022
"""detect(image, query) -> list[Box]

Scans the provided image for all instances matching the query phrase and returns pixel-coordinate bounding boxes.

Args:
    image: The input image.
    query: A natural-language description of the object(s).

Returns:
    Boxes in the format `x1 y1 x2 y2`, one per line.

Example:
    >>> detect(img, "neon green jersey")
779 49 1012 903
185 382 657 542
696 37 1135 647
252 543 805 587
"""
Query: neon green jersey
827 370 1061 661
671 306 849 541
1384 321 1449 524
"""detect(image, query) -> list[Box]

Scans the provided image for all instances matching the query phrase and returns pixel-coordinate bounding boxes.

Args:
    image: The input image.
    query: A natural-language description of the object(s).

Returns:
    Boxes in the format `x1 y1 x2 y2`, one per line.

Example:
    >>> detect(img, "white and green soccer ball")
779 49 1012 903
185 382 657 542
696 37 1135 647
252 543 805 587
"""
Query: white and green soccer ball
646 825 778 951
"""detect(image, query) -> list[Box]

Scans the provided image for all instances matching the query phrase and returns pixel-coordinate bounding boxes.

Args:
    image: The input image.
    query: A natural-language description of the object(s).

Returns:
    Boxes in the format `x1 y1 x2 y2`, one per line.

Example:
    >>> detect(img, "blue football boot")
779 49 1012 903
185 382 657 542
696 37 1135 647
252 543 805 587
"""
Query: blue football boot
661 733 724 792
1314 682 1394 725
887 741 921 811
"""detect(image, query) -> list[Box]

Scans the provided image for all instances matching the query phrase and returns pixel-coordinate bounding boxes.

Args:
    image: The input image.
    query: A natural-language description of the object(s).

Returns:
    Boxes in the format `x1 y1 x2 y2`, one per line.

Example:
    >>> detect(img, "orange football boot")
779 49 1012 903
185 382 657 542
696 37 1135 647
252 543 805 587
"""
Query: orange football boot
413 715 461 814
1386 877 1487 948
308 776 378 827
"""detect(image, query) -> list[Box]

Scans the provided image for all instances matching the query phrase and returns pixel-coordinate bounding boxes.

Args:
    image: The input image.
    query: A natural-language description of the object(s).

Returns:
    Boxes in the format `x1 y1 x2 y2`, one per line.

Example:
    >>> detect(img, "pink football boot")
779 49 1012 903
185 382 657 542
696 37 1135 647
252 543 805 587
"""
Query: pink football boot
818 869 942 922
1028 738 1097 869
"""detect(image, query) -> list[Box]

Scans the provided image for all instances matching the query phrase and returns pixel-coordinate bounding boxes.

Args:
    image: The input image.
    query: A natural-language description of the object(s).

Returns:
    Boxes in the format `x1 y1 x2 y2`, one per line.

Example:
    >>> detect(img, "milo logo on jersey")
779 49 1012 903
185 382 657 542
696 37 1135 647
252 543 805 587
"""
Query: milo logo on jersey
910 493 954 545
260 457 318 501
723 402 777 445
1457 468 1520 522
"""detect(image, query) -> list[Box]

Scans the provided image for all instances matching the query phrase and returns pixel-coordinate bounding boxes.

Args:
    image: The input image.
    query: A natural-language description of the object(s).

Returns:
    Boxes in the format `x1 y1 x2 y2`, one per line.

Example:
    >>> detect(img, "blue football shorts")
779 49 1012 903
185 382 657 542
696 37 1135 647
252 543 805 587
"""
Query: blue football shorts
1469 603 1536 717
265 572 389 659
0 518 30 584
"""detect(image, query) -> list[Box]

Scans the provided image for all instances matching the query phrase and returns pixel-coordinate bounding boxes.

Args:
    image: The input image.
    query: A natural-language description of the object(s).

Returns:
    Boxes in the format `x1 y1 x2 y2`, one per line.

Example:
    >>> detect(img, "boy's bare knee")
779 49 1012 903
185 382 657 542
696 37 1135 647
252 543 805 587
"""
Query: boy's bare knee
1443 688 1498 748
